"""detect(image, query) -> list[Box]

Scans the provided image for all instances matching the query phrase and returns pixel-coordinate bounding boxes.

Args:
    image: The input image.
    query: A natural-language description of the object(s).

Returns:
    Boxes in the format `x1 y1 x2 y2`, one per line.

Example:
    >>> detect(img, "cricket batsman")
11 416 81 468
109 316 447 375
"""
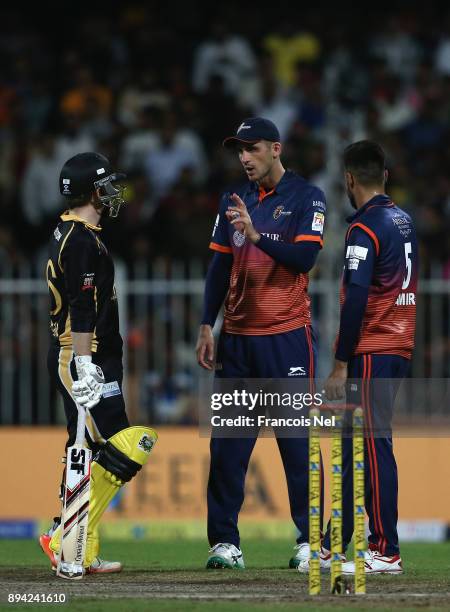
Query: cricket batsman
40 153 157 574
196 117 326 569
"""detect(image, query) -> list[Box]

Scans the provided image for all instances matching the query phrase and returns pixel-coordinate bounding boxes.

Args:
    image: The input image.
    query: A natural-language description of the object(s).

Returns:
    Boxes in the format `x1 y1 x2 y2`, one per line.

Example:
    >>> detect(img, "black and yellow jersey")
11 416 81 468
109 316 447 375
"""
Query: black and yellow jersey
46 211 122 355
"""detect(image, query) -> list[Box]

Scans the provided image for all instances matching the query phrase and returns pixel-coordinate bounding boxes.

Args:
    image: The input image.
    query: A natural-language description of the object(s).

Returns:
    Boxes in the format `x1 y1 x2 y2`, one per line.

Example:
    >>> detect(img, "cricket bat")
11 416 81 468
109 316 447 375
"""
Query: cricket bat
56 404 92 580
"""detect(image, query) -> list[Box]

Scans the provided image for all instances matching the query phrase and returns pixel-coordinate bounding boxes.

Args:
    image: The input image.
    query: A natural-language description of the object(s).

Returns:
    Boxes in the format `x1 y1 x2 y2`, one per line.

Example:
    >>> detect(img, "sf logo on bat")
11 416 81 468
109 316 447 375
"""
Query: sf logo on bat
69 449 88 475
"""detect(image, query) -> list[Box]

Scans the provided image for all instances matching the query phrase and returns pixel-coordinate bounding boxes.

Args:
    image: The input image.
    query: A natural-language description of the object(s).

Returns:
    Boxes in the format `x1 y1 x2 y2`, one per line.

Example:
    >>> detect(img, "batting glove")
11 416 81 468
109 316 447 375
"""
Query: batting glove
72 355 105 409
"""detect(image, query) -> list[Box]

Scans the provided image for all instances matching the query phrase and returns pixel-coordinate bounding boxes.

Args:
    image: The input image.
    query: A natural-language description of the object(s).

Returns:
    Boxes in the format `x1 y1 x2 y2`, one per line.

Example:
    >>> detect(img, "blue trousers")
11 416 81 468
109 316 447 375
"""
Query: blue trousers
323 353 410 556
207 326 320 548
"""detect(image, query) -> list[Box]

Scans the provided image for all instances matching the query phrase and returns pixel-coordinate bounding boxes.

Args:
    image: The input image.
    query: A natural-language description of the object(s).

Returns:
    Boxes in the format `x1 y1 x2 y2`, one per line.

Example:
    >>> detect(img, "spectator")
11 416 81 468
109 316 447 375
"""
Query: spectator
144 112 206 199
192 22 258 105
21 134 62 228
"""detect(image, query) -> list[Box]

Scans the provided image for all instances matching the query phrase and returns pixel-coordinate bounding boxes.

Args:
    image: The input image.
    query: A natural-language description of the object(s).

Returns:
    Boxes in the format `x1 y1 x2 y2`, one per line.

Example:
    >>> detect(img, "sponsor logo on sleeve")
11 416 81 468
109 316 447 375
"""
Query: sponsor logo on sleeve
312 212 324 233
346 245 368 260
81 273 95 291
54 227 62 241
102 381 121 398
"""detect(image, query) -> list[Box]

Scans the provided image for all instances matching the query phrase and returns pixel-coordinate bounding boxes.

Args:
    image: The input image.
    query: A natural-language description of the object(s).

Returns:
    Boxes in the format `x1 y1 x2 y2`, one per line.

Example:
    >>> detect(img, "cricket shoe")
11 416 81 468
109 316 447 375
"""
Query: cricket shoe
341 549 403 575
39 531 123 574
296 545 346 573
206 543 245 569
289 542 310 568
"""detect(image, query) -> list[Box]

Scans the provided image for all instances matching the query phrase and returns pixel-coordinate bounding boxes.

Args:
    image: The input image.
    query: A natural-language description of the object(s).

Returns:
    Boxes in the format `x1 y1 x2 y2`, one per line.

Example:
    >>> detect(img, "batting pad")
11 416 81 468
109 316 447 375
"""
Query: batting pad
51 426 158 566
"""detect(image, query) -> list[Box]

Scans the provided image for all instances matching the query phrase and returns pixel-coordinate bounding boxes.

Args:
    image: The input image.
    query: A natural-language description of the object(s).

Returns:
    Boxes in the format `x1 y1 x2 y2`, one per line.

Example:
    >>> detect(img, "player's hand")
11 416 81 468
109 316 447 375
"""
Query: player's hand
226 193 260 244
196 324 215 370
72 355 105 408
324 360 348 401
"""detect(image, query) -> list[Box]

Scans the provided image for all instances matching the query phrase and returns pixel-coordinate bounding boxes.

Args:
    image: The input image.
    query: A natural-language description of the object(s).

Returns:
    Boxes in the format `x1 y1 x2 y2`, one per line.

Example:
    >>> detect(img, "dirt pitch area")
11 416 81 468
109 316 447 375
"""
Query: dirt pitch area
1 568 450 610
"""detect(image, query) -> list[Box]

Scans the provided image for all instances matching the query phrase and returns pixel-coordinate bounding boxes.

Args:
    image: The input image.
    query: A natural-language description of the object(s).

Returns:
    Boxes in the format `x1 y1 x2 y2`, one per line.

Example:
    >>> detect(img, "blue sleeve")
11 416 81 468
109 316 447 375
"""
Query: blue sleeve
335 284 369 361
293 186 326 248
343 227 376 288
255 236 320 273
201 252 233 326
209 194 232 254
335 227 376 360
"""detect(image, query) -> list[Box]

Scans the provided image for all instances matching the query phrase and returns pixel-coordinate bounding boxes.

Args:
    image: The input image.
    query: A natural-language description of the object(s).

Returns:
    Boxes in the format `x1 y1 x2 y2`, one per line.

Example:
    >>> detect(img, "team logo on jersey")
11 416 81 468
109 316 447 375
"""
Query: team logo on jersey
273 205 292 220
233 230 246 247
312 212 324 233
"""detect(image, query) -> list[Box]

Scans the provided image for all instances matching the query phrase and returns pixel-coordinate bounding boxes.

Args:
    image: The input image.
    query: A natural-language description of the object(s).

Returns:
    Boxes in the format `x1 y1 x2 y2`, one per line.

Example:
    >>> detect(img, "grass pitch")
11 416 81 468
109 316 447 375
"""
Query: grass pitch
0 539 449 611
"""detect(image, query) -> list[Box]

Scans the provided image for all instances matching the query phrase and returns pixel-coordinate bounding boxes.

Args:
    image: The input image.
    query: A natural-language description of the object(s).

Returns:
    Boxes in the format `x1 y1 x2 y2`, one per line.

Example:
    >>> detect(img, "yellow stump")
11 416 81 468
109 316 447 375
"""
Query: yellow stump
353 407 366 595
309 407 321 595
330 411 343 592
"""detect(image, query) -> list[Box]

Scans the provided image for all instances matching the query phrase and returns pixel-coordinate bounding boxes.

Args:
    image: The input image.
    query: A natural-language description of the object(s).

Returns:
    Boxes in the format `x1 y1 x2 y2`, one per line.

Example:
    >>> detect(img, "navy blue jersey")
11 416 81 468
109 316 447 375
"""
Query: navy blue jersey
339 195 418 358
209 170 326 335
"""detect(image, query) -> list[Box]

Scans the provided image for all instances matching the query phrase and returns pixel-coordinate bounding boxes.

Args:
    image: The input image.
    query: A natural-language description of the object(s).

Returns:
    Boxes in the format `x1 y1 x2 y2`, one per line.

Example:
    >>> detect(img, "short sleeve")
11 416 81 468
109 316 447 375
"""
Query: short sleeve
343 227 376 288
293 186 326 248
209 194 233 254
62 235 99 332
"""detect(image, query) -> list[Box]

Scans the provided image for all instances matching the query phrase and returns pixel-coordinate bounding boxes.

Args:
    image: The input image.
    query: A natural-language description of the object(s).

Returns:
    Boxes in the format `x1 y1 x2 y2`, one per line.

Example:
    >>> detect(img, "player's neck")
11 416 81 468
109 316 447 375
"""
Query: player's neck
258 162 285 191
355 187 386 209
71 204 102 226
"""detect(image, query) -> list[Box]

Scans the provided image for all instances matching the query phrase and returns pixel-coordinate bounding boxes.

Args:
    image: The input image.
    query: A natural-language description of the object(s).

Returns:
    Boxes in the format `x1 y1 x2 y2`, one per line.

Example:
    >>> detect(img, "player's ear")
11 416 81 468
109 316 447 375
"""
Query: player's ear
345 171 354 189
272 142 282 159
384 168 388 184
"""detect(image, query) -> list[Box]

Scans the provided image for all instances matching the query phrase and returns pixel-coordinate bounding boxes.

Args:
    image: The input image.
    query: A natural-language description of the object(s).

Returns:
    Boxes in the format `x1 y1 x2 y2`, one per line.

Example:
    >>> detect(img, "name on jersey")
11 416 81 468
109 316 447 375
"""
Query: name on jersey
395 292 415 306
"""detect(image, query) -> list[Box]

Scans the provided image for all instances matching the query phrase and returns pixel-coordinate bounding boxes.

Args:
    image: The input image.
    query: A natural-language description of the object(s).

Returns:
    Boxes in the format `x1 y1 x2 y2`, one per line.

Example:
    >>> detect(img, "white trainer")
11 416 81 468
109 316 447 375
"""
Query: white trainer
296 545 346 573
342 549 403 575
206 543 245 569
289 542 310 568
86 557 123 574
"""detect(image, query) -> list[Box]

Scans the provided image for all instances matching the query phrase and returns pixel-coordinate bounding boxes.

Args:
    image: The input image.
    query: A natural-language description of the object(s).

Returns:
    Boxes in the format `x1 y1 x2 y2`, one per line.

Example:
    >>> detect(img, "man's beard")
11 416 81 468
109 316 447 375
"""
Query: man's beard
347 190 357 210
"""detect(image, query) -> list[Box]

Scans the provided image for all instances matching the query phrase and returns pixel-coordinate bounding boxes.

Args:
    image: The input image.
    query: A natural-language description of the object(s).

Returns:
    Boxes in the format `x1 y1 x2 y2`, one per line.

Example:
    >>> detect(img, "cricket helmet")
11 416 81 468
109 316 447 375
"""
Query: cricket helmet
59 152 127 217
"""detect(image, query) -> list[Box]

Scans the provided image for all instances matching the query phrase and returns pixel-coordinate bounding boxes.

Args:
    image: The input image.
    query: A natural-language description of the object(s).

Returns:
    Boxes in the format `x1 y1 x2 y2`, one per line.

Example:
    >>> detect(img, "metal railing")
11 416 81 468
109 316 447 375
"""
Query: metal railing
0 257 449 425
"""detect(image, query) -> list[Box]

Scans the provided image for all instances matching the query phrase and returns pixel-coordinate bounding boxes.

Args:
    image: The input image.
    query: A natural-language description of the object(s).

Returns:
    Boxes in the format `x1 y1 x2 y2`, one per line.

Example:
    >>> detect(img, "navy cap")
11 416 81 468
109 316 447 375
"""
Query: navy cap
223 117 281 148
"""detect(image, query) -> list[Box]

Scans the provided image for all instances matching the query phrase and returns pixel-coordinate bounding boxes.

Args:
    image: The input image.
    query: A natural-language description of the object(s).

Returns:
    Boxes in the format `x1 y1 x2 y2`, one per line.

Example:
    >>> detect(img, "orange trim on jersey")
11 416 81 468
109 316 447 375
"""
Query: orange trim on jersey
294 234 324 246
209 241 233 254
258 187 275 202
347 223 380 255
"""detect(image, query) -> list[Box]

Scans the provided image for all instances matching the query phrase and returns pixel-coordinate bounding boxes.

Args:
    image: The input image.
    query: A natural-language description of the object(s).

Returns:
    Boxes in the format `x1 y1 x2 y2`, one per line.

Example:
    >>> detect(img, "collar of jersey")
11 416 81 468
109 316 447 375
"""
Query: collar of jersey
60 211 102 231
249 169 294 197
346 194 392 223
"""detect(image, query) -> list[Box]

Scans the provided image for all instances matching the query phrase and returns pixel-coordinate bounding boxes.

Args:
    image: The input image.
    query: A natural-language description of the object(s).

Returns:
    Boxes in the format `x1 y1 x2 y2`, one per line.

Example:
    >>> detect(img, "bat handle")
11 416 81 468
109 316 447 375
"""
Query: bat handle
74 403 87 447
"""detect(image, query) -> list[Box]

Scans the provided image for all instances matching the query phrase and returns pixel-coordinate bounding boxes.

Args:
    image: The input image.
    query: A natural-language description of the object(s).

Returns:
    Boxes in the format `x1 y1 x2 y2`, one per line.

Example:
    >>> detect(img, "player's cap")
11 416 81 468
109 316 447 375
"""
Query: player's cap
223 117 281 148
59 152 126 198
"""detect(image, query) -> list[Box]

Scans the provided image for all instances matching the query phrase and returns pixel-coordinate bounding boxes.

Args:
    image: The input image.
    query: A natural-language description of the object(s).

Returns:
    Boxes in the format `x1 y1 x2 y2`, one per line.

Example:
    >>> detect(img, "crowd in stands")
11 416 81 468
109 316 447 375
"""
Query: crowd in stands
0 5 449 277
